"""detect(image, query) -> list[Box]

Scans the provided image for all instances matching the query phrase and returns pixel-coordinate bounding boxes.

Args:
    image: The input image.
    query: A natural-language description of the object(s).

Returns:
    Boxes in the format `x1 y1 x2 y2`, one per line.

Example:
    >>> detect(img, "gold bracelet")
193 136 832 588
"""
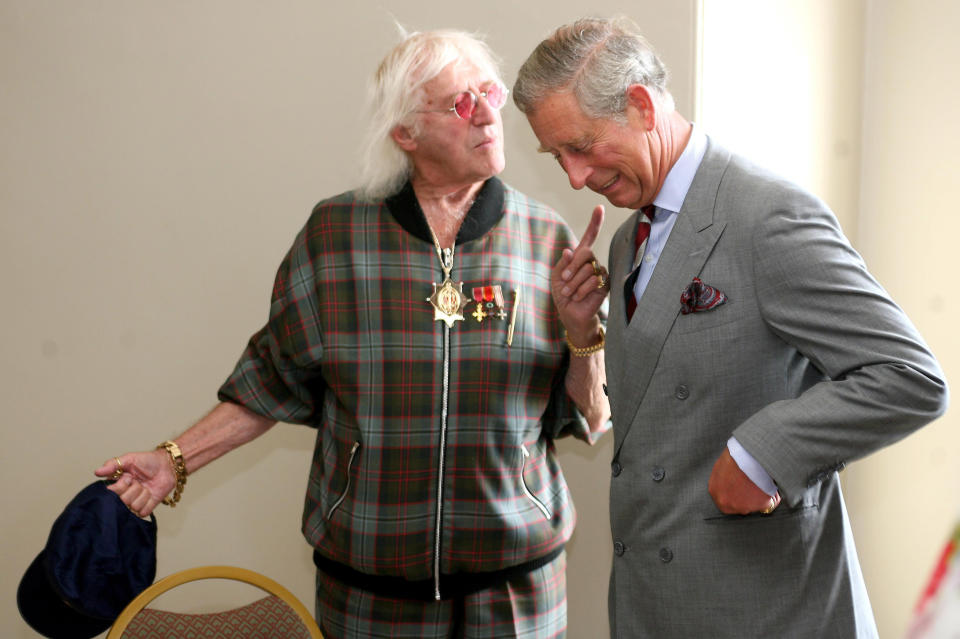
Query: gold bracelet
157 440 187 507
565 326 605 357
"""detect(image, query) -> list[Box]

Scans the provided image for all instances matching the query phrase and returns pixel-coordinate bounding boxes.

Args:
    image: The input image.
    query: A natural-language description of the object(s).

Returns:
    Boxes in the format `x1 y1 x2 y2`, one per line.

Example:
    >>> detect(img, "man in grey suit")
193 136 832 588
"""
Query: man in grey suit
513 16 948 638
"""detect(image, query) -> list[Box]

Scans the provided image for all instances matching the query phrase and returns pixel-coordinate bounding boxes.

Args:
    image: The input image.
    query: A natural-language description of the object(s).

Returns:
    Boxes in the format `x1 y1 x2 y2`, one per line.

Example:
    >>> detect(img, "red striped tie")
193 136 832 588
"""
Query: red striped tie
625 205 655 321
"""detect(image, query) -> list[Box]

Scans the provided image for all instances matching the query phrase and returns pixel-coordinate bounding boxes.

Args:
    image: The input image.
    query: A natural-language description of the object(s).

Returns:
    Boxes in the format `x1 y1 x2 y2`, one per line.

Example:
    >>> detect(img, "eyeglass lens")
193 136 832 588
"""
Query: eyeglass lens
453 83 507 119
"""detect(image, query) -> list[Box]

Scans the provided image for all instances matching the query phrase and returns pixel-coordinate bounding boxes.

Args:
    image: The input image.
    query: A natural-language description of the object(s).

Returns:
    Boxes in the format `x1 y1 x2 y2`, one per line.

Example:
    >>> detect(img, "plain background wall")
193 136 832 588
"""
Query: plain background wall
2 2 696 637
698 0 865 234
842 1 960 636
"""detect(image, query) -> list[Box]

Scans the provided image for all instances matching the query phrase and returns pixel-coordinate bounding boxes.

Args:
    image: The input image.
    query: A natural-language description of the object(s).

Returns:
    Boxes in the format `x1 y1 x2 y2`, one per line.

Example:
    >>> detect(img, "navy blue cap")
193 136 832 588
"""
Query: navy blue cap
17 480 157 638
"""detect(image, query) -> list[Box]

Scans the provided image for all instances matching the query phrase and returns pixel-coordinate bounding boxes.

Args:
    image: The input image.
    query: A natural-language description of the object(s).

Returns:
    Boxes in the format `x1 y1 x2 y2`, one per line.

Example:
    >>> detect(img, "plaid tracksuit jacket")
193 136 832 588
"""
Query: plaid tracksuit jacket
218 177 593 600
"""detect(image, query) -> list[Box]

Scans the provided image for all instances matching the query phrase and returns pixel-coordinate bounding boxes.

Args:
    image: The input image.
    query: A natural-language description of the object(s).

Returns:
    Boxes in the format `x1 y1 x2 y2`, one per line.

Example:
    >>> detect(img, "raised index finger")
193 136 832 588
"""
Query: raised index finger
575 205 605 253
559 204 606 283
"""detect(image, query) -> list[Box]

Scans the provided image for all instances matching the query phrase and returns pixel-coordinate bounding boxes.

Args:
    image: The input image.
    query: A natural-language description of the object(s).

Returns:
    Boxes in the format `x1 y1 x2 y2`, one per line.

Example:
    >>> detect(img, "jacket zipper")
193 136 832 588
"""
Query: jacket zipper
520 444 552 520
433 322 451 600
326 441 360 520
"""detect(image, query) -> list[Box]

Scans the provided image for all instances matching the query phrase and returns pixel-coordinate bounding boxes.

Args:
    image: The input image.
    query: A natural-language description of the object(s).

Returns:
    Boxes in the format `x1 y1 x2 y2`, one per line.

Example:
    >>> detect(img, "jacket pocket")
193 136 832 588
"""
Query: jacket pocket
326 441 360 520
703 503 818 523
520 443 552 520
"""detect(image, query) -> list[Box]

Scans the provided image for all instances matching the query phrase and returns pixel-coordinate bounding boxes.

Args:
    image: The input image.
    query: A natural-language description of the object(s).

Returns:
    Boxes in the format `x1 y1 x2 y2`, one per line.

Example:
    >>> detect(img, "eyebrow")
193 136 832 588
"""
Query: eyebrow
536 135 592 155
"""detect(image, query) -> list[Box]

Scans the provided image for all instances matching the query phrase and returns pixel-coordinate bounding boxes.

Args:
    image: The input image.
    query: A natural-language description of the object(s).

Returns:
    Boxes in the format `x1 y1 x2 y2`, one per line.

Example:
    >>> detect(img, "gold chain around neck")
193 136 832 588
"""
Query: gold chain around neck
427 227 454 278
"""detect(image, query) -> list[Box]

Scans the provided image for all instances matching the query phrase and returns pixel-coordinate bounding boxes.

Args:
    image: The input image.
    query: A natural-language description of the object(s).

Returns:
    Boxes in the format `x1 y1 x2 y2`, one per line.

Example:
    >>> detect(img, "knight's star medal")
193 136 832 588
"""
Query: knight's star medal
426 241 468 328
428 276 468 327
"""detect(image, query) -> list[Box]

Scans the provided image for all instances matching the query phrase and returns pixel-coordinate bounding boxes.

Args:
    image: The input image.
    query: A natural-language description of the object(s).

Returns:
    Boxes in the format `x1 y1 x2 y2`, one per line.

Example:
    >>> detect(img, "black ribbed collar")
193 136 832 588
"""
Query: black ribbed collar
384 177 506 245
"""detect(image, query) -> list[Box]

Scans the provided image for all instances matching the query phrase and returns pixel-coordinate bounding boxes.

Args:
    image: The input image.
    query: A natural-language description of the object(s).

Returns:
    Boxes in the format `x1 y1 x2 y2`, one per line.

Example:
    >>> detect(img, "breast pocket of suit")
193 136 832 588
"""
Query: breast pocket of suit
673 283 750 335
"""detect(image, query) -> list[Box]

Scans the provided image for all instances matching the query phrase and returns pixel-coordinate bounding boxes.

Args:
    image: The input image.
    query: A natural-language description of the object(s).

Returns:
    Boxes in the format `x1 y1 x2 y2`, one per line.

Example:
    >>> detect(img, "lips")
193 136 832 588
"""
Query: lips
593 175 619 193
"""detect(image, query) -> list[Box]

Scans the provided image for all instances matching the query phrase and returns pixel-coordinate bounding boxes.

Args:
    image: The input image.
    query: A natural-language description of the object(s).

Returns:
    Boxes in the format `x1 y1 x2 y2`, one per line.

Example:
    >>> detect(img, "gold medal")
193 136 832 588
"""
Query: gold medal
428 277 469 327
472 302 487 323
426 236 467 328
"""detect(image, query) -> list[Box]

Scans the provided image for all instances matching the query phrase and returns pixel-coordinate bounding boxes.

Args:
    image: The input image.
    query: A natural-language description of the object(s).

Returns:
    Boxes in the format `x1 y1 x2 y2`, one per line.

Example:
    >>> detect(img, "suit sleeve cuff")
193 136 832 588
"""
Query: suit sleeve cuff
727 436 778 496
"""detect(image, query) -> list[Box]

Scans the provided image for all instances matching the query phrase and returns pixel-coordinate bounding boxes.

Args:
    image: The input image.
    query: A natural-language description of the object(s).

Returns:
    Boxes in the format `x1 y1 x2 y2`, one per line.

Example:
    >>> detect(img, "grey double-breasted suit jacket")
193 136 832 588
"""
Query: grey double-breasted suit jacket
604 139 947 638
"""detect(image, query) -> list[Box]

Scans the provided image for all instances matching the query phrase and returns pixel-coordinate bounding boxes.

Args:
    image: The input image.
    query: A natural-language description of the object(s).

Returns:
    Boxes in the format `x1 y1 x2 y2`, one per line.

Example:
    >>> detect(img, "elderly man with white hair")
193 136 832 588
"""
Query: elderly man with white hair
96 28 610 638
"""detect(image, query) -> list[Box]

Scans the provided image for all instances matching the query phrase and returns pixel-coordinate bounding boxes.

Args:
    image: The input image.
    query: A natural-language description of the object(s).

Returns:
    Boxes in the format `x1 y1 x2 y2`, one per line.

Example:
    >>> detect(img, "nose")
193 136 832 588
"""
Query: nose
562 155 590 190
470 93 498 126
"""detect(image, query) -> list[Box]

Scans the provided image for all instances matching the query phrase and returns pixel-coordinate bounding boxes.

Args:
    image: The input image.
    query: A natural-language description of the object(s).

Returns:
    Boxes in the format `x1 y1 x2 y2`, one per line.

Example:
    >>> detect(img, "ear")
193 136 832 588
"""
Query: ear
625 84 657 131
391 124 417 152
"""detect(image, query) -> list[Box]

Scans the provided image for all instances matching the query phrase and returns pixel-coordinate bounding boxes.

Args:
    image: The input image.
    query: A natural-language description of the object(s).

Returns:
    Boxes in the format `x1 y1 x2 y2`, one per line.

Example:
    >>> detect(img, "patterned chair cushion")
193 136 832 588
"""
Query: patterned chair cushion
120 594 314 638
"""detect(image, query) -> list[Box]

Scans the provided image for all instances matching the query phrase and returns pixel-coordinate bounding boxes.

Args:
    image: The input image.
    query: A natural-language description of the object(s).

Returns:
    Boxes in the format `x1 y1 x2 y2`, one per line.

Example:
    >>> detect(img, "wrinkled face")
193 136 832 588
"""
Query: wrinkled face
526 91 658 210
404 60 506 189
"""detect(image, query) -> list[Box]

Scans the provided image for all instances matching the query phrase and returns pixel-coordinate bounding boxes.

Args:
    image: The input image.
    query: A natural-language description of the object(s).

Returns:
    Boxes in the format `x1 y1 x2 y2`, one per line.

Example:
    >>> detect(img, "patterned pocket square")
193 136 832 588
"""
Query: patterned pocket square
680 278 727 314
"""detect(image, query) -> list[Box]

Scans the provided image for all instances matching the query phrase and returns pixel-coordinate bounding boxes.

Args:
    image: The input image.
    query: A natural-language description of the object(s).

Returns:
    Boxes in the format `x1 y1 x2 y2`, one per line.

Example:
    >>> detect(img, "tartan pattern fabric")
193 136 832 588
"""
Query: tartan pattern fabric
120 595 314 638
218 179 587 583
314 550 567 638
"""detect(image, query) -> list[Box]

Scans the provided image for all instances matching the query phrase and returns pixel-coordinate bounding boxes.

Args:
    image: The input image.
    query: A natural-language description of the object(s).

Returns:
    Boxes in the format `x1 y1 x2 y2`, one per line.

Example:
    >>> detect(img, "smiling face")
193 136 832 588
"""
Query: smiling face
394 60 506 193
525 89 663 210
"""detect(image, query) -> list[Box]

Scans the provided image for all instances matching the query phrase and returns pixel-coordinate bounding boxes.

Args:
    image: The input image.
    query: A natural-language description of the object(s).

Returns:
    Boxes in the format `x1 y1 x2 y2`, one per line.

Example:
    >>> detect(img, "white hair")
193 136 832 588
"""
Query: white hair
356 27 502 202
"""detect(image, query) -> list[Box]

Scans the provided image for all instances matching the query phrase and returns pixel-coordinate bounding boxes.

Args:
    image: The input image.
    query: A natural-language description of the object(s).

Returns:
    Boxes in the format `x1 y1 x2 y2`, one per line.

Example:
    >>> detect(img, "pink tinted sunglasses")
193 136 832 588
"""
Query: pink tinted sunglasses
422 82 509 120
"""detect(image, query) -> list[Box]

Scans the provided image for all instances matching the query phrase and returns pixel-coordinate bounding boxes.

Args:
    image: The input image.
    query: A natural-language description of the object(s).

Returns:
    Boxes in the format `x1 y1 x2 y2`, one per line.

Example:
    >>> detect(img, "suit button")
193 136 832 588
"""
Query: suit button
675 384 690 400
612 461 623 477
651 467 665 482
659 547 673 563
614 541 626 556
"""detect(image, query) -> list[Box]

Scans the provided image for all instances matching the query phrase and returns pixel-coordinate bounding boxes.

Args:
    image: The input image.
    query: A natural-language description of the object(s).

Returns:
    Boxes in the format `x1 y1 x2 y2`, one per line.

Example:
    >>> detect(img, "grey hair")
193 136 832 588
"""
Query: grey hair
356 27 502 202
513 16 674 121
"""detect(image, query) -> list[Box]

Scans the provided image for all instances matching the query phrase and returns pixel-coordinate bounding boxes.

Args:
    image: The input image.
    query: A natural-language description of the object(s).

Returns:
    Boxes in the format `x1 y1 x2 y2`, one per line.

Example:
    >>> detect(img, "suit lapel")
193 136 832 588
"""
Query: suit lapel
609 141 732 456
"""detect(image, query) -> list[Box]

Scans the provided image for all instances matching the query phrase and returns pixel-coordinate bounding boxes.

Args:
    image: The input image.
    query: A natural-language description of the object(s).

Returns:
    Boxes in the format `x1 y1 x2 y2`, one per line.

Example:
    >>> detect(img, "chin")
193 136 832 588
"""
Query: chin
480 155 506 178
606 189 645 210
604 195 637 210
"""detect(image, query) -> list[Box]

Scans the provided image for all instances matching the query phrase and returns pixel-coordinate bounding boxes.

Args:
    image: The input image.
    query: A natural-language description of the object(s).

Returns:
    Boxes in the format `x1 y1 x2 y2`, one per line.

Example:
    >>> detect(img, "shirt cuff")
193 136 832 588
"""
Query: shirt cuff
727 436 778 496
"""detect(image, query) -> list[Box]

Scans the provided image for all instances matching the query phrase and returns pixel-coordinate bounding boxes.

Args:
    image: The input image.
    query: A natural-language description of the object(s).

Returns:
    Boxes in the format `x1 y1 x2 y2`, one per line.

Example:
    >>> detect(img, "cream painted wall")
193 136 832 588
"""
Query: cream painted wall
842 1 960 636
1 2 696 637
698 0 865 232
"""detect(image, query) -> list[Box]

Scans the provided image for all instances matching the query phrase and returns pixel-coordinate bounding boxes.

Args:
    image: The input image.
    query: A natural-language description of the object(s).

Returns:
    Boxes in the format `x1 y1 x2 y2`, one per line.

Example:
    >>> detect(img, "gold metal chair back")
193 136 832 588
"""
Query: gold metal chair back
106 565 323 639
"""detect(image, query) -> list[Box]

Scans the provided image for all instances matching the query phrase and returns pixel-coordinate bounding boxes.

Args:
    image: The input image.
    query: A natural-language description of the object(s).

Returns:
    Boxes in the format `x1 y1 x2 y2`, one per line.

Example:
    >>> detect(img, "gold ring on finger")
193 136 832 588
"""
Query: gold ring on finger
111 457 124 480
591 259 601 276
